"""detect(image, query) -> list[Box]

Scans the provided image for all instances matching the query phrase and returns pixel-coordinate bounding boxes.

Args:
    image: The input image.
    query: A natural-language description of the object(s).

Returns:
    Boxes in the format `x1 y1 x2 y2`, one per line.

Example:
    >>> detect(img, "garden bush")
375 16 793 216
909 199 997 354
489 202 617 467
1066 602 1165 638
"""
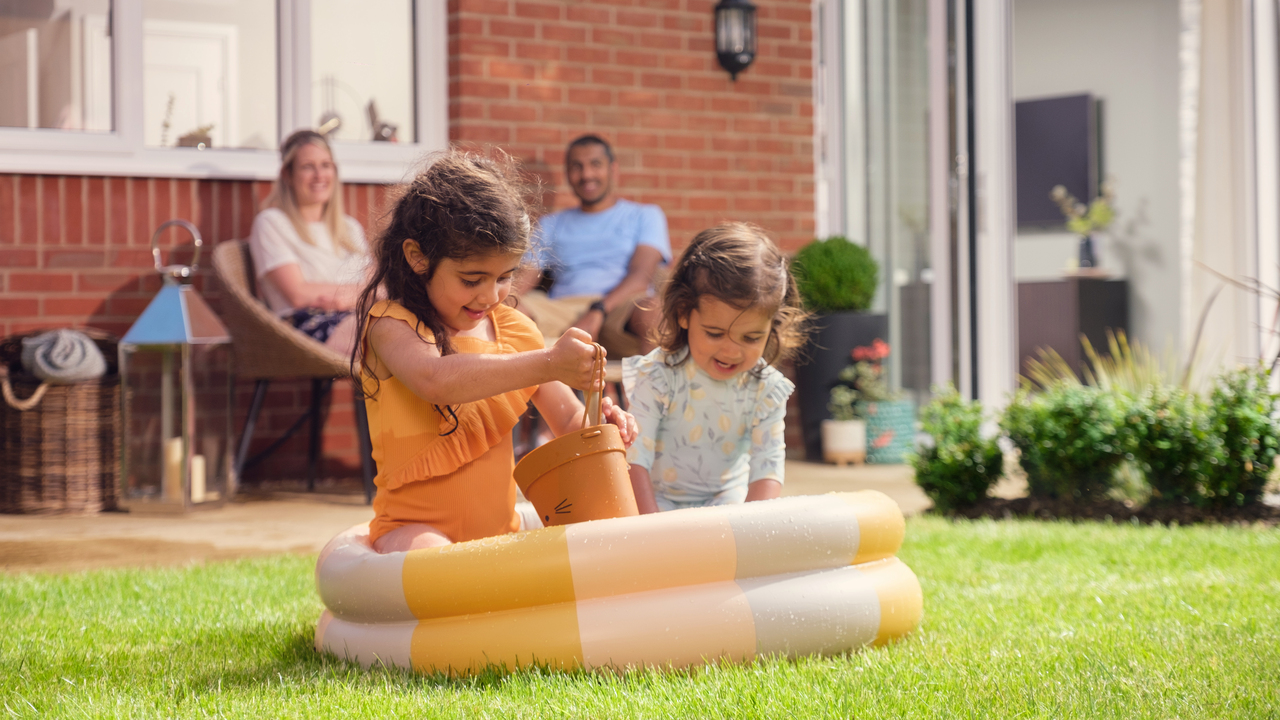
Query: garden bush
913 384 1002 511
791 236 878 312
1125 384 1222 507
1204 365 1280 507
1000 383 1127 500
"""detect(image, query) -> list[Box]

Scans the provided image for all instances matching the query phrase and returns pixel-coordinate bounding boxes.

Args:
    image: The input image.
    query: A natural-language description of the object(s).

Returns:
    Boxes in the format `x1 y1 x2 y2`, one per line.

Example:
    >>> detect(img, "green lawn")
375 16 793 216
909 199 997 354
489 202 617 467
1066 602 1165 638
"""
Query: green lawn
2 517 1277 719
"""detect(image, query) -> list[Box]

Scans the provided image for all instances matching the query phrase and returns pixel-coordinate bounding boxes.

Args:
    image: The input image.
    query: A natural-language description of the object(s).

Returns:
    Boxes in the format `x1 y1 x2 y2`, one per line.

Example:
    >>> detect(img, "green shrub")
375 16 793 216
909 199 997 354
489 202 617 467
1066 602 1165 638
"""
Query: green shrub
1125 384 1222 507
913 384 1003 511
1204 365 1280 507
791 236 878 312
1000 383 1126 500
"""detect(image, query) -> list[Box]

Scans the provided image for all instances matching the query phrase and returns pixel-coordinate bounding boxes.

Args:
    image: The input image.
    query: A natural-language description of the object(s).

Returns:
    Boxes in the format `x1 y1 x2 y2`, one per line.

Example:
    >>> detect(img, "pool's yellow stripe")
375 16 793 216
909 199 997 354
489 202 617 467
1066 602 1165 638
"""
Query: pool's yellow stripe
402 527 575 620
862 557 924 646
410 600 583 675
846 491 906 565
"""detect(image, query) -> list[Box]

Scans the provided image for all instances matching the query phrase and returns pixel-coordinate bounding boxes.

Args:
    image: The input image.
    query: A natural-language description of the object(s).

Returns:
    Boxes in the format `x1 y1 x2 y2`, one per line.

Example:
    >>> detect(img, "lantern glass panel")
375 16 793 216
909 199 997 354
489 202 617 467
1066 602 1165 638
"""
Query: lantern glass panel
189 343 232 503
717 9 748 53
119 342 231 509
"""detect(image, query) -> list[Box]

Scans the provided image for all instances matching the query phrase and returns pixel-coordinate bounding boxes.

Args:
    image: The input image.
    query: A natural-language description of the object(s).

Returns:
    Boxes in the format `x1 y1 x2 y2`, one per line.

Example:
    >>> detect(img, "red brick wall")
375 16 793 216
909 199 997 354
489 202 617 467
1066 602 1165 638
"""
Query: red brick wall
449 0 815 250
0 174 390 483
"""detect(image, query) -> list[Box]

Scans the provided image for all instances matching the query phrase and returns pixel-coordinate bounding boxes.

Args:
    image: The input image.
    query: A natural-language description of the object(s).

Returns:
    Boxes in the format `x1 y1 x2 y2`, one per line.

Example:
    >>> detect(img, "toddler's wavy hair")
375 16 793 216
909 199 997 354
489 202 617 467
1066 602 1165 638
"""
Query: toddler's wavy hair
352 150 536 390
654 222 809 372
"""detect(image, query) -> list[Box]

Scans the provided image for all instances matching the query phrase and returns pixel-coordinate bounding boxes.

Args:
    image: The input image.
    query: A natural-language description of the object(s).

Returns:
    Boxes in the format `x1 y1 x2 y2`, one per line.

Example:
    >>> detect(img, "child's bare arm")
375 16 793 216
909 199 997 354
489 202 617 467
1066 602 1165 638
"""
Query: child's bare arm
629 465 659 514
745 478 782 502
367 318 597 405
530 383 637 446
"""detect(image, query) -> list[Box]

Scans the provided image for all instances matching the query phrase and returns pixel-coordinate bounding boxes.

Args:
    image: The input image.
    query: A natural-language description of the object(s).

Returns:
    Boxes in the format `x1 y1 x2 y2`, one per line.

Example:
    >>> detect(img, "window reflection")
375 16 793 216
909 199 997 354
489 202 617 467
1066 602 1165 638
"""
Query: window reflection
142 0 276 149
311 0 414 144
0 0 112 132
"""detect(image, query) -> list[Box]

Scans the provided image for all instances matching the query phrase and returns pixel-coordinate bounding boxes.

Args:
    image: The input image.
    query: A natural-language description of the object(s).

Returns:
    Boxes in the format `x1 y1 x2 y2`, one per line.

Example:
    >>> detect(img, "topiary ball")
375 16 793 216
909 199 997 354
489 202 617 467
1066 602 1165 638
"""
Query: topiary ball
792 236 879 312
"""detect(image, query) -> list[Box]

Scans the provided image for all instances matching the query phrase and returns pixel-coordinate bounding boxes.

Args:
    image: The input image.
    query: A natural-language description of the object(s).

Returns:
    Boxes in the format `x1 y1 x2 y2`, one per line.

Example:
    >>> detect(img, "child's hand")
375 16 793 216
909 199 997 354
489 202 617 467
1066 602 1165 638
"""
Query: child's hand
548 327 601 390
600 396 638 448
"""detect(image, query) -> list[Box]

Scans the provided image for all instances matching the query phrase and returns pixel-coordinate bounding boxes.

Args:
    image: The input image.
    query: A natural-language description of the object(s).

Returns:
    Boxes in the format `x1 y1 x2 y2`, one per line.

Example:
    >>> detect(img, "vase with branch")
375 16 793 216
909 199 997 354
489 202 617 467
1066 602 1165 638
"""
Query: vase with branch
1051 181 1116 271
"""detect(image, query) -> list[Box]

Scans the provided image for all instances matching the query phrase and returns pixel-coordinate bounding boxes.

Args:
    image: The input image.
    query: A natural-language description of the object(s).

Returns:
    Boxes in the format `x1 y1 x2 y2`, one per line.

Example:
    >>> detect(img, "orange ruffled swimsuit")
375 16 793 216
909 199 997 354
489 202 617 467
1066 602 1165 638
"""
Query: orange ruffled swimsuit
363 301 543 544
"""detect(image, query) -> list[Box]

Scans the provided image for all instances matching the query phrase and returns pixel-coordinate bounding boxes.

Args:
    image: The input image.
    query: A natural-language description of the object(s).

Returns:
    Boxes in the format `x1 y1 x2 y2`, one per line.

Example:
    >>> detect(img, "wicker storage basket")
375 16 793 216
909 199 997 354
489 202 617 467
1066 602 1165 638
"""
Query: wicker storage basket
0 329 120 514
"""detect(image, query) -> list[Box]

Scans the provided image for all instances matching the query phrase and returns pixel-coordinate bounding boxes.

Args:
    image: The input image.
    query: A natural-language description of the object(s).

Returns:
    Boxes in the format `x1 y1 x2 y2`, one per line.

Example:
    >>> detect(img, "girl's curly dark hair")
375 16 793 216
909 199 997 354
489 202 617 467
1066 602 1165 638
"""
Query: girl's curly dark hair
351 150 538 397
654 222 809 371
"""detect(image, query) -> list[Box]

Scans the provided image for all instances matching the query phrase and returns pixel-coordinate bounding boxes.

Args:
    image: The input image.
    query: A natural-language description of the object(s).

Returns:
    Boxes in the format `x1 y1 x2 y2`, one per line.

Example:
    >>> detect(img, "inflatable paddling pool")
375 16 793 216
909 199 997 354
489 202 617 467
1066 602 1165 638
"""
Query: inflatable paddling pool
314 490 922 675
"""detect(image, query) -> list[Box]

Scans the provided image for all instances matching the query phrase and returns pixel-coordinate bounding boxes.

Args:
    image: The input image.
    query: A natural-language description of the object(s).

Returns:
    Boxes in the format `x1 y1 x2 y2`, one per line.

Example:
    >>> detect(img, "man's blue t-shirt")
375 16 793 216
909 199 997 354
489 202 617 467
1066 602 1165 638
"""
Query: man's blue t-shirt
534 198 671 299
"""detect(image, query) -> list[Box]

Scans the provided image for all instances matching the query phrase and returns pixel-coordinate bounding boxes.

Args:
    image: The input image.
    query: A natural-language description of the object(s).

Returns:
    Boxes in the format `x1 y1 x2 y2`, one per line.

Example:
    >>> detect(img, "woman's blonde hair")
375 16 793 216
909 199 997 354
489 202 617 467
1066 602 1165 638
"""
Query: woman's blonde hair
262 129 359 254
655 222 809 371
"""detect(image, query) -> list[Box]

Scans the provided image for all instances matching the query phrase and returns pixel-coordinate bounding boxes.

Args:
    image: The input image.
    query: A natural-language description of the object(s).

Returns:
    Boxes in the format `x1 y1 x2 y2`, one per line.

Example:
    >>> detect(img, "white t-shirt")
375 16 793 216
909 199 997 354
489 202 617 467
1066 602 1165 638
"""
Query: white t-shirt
247 207 370 313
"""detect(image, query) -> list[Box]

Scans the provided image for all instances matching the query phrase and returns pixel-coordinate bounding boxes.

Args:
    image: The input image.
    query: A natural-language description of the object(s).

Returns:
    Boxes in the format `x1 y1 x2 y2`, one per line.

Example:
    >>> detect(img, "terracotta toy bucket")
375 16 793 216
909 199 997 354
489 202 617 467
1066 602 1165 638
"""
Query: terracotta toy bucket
513 345 638 527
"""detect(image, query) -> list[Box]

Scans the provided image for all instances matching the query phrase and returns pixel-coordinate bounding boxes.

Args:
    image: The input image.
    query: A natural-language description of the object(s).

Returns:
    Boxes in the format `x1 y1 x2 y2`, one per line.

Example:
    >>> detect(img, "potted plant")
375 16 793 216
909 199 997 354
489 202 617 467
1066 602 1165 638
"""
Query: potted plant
822 340 889 465
790 236 885 461
824 384 868 467
827 339 915 464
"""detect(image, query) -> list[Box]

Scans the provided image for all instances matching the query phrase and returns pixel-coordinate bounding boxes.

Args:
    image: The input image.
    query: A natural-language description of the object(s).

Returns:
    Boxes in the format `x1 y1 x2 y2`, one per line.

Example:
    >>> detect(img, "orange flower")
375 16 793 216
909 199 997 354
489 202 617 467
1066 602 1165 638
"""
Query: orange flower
851 338 891 362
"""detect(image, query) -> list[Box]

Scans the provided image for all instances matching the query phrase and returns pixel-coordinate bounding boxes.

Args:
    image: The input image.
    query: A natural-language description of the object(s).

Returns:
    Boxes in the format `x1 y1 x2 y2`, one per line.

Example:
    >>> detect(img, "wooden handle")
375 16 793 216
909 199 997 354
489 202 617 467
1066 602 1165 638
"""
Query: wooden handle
582 344 605 428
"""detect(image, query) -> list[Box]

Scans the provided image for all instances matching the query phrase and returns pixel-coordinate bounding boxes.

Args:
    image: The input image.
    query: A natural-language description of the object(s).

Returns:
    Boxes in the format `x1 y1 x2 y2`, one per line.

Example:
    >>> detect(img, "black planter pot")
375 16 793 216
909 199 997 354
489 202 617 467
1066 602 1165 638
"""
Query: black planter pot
793 311 890 462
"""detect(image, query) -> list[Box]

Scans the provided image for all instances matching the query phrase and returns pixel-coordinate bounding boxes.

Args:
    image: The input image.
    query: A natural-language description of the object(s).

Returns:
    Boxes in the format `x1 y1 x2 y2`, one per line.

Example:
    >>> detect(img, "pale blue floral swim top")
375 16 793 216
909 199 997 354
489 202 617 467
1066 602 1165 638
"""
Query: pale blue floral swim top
622 348 795 508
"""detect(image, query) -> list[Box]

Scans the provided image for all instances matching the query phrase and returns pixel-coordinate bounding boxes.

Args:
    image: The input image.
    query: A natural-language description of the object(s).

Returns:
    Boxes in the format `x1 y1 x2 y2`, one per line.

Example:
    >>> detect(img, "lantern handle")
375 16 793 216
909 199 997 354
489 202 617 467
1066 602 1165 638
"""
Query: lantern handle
150 219 203 281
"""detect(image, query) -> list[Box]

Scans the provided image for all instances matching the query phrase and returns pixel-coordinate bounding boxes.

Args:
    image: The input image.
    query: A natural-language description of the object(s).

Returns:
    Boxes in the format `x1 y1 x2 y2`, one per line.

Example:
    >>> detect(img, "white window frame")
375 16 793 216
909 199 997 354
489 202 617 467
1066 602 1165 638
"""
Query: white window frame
0 0 447 183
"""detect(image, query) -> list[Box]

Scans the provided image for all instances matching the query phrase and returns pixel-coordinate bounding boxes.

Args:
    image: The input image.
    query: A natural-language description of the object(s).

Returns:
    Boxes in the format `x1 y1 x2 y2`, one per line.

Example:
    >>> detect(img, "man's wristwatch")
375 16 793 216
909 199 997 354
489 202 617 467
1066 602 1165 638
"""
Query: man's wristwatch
588 300 607 316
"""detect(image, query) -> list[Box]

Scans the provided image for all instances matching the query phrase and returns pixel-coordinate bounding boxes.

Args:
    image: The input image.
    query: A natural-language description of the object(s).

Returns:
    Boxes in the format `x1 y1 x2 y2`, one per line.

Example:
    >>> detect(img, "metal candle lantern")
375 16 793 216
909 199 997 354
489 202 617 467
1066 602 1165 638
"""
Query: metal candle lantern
714 0 757 80
118 220 233 512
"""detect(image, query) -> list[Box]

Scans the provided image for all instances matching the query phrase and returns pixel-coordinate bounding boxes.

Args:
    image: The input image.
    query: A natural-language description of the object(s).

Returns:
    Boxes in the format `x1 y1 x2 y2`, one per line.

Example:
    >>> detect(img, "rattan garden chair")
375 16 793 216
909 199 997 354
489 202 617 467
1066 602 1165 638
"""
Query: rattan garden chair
210 240 374 503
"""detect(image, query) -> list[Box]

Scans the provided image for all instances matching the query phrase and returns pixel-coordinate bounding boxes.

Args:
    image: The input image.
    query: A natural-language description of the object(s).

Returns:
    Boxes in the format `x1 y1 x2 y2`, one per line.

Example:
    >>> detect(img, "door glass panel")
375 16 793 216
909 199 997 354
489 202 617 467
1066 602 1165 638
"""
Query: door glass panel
0 0 112 132
142 0 277 149
311 0 415 144
855 0 932 402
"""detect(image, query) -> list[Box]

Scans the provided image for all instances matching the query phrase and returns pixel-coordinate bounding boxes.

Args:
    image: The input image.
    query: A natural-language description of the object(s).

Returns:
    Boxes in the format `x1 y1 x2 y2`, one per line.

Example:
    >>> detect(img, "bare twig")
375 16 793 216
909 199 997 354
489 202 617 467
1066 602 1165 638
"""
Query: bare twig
1194 261 1280 372
1183 283 1223 388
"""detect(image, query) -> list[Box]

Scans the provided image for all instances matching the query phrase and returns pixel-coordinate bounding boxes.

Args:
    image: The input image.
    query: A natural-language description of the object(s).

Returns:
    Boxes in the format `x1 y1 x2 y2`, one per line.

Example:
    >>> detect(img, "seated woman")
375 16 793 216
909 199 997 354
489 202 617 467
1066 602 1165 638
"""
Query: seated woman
249 129 370 355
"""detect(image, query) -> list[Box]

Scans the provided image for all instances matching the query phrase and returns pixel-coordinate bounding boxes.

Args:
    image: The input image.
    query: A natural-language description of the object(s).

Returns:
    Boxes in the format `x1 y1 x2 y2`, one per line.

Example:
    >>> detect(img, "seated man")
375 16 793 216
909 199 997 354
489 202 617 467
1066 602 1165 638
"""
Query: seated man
515 135 670 358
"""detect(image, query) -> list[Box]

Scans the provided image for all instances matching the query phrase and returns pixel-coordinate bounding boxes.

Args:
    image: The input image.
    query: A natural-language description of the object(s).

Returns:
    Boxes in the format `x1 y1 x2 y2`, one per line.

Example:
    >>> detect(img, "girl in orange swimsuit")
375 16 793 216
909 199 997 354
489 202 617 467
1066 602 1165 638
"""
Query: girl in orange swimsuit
351 152 638 554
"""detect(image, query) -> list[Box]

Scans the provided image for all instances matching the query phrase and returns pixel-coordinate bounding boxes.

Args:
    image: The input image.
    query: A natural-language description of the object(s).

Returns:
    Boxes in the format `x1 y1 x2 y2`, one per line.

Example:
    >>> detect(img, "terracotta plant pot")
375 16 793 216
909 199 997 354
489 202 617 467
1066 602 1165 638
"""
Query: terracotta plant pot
821 418 867 467
513 423 638 527
512 344 638 527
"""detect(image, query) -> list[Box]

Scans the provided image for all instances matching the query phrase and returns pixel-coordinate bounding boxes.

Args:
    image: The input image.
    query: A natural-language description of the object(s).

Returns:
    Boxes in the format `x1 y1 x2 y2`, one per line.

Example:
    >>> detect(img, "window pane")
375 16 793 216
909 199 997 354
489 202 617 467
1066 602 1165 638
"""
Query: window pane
311 0 414 144
142 0 276 149
0 0 113 132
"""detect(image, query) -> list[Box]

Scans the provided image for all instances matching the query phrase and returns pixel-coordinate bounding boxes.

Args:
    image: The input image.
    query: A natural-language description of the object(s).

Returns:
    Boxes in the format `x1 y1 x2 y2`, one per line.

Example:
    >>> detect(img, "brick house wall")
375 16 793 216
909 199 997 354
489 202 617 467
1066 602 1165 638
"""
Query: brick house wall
0 0 816 484
451 0 815 250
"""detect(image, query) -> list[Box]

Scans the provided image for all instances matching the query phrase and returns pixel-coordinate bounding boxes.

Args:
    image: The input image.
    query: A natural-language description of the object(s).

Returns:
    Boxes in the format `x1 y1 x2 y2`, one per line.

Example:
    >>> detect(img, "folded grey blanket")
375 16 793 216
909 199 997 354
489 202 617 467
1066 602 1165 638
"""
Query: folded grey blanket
20 329 107 384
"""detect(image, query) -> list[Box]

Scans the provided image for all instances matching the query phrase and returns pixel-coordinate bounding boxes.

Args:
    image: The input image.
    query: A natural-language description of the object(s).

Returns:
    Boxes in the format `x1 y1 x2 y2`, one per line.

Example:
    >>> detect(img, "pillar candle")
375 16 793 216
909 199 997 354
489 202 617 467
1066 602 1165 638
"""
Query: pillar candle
162 437 184 502
190 454 206 503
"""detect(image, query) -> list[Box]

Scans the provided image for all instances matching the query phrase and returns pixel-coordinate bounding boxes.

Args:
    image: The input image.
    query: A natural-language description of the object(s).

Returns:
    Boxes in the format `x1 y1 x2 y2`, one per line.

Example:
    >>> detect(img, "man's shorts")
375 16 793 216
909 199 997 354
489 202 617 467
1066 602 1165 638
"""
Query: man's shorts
515 290 649 358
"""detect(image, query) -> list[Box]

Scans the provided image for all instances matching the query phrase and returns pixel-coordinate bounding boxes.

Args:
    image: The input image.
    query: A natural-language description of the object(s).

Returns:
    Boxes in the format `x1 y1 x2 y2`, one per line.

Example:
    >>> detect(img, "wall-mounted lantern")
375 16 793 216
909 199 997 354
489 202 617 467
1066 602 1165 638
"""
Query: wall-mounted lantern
119 220 233 512
715 0 757 81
